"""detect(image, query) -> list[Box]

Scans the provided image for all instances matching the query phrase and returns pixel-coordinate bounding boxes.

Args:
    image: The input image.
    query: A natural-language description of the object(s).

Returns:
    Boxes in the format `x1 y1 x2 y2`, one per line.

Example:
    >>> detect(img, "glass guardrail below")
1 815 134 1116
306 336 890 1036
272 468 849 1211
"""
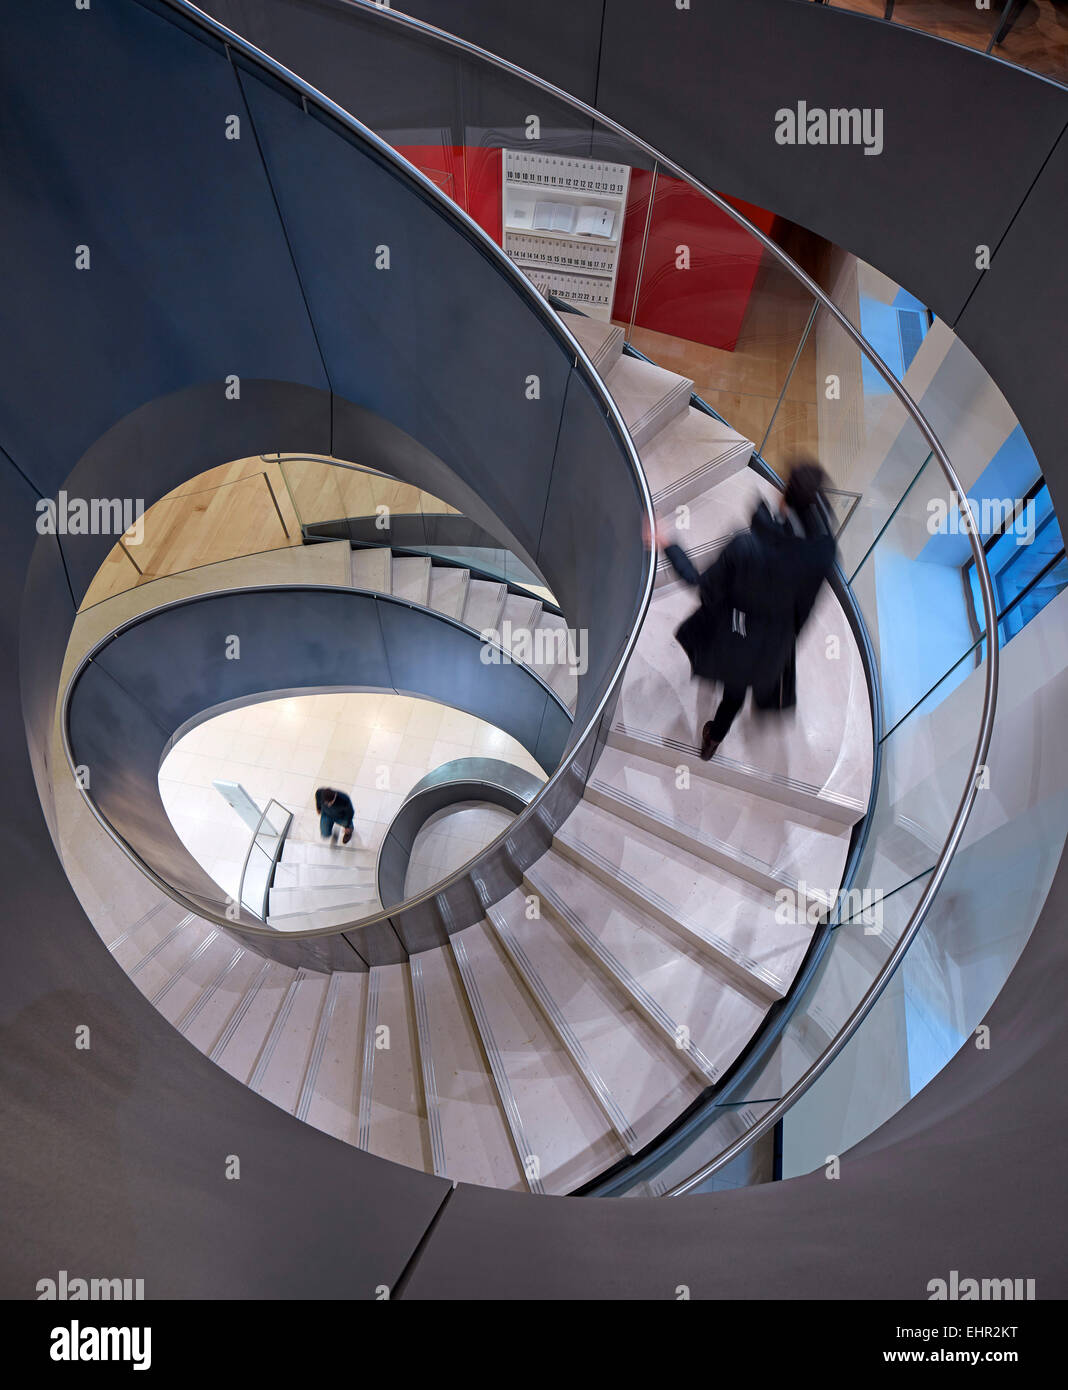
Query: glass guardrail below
325 1 1011 1196
238 798 294 922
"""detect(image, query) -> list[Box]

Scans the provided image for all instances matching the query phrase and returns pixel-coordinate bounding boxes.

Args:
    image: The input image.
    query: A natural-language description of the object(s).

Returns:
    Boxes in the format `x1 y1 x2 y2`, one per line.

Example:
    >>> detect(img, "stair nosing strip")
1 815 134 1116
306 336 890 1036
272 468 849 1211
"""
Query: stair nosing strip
409 956 448 1178
587 777 836 906
526 873 718 1081
648 443 751 499
106 900 168 953
208 959 273 1062
296 972 342 1122
587 778 792 890
654 535 730 573
449 934 546 1196
608 723 865 811
268 893 377 926
249 967 311 1096
127 916 194 977
486 907 641 1153
176 947 245 1034
555 827 785 995
149 929 219 1005
356 966 381 1151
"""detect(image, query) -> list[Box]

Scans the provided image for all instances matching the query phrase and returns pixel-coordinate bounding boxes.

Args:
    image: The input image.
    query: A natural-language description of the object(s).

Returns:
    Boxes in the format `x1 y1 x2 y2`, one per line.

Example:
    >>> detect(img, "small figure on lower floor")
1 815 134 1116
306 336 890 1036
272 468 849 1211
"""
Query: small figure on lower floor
645 459 837 760
315 786 355 844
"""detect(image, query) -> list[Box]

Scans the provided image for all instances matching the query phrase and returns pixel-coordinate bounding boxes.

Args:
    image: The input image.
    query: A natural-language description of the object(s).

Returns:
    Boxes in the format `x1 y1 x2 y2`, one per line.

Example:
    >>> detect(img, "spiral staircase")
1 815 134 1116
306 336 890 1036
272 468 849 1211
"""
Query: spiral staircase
54 296 872 1194
4 0 1065 1301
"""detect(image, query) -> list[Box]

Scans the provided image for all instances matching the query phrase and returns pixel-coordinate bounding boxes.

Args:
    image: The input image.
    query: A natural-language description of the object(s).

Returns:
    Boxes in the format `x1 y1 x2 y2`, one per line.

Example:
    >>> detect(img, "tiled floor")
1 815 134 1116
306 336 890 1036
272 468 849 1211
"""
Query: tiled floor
404 802 518 897
159 692 544 903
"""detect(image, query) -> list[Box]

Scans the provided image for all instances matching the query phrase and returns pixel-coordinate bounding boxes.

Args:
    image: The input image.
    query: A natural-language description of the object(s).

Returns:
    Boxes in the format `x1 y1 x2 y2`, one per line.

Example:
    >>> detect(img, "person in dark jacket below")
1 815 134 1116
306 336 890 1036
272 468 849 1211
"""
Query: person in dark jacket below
647 460 836 761
315 786 355 844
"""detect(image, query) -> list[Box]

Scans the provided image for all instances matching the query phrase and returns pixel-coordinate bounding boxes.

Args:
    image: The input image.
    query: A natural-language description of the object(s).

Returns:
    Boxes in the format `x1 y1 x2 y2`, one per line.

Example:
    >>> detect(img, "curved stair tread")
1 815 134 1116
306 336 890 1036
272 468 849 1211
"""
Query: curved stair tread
301 971 367 1146
525 849 770 1082
561 314 625 375
409 945 526 1190
604 354 694 449
555 797 814 1000
251 968 331 1114
450 919 626 1195
641 405 754 510
588 743 853 903
358 963 432 1173
487 888 703 1152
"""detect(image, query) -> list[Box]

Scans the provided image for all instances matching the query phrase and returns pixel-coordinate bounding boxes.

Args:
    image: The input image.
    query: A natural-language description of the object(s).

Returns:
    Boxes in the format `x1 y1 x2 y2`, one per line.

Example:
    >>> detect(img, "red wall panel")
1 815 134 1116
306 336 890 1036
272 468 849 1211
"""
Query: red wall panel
394 147 776 351
394 144 502 242
613 170 779 351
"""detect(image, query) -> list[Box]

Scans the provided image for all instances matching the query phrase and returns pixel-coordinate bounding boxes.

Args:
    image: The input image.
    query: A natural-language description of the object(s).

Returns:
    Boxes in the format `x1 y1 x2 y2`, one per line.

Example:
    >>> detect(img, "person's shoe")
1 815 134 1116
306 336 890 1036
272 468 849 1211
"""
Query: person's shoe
341 827 353 845
700 721 720 762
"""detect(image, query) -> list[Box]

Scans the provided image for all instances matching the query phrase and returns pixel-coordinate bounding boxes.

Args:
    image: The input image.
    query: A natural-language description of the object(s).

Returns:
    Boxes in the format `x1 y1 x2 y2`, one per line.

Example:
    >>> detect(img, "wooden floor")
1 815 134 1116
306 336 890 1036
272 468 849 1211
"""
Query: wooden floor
616 227 829 466
831 0 1067 82
81 456 300 610
79 454 456 611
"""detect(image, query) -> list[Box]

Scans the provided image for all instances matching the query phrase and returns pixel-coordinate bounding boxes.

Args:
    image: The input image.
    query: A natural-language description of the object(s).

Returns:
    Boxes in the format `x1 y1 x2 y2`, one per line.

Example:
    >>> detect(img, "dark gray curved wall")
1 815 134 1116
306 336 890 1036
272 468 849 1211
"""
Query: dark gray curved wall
67 586 569 927
0 0 643 1298
3 0 647 824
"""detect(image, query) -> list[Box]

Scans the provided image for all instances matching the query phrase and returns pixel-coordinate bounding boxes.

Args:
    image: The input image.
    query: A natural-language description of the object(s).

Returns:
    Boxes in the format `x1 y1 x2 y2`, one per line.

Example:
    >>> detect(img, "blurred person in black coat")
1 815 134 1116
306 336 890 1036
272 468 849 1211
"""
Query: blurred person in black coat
646 460 836 761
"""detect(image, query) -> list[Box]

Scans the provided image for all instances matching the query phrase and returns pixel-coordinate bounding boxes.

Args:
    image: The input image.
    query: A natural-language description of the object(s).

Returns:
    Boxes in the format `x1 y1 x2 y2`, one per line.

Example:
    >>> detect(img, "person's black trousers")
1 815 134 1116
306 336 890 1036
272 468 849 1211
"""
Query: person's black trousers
707 674 785 741
707 683 747 741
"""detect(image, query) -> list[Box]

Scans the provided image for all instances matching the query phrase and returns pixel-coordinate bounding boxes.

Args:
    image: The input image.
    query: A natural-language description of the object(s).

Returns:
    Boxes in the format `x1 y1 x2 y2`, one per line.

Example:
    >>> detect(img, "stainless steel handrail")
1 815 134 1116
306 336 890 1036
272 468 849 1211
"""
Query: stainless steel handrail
261 452 394 479
322 0 1001 1190
60 1 654 939
237 797 293 922
60 581 573 942
375 757 544 910
125 1 996 1187
271 451 560 606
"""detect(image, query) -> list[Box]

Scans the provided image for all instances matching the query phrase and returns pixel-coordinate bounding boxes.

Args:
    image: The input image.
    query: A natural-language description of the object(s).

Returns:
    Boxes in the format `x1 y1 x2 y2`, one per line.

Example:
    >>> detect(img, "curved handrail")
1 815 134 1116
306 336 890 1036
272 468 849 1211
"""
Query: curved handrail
61 581 573 945
319 0 1001 1187
375 756 543 911
237 797 293 921
54 0 655 949
130 2 998 1187
270 451 562 610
